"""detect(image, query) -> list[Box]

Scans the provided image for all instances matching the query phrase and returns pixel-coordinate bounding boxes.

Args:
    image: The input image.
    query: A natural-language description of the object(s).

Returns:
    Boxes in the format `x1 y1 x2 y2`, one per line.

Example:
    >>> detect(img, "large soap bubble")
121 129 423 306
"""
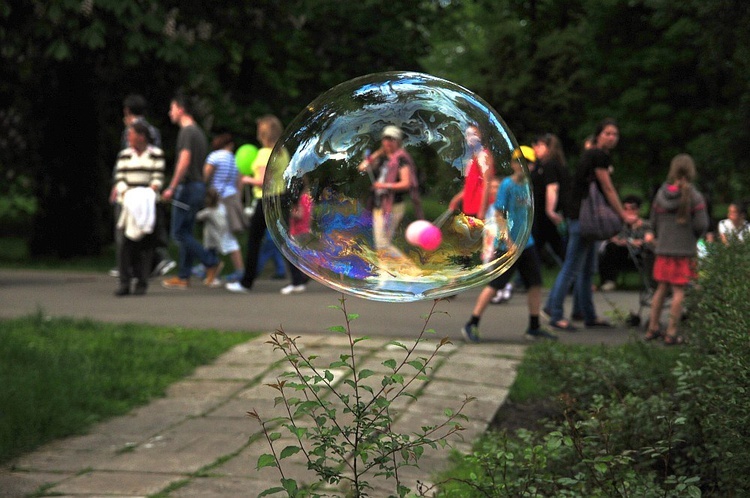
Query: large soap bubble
263 71 532 302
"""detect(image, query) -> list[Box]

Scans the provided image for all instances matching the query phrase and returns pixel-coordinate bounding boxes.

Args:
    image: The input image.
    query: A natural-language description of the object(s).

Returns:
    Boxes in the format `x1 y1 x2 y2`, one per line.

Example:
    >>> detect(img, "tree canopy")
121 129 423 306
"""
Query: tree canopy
1 0 748 256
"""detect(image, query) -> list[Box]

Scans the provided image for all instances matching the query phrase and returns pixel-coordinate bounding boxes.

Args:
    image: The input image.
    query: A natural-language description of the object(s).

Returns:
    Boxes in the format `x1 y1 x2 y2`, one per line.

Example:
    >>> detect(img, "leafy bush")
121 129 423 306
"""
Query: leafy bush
438 240 750 497
672 240 750 495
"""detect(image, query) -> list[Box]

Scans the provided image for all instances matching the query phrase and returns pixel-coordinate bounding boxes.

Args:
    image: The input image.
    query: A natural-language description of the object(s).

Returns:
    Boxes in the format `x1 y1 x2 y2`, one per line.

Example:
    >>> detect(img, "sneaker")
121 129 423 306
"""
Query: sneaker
225 281 250 294
490 289 506 304
524 327 559 341
162 276 189 290
206 278 224 288
280 284 306 295
460 323 480 343
108 268 120 278
204 262 224 287
152 259 176 277
600 280 616 292
502 283 513 300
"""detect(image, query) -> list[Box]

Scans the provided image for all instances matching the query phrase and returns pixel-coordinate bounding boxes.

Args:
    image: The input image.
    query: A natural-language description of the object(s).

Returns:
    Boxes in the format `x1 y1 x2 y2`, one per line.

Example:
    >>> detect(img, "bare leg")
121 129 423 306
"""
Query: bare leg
648 281 669 333
472 286 498 318
527 285 541 315
229 249 244 273
665 284 685 338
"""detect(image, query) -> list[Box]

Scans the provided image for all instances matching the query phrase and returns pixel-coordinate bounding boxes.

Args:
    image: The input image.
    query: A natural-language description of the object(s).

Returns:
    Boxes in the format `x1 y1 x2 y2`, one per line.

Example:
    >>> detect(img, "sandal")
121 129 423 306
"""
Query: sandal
663 334 686 346
644 329 662 341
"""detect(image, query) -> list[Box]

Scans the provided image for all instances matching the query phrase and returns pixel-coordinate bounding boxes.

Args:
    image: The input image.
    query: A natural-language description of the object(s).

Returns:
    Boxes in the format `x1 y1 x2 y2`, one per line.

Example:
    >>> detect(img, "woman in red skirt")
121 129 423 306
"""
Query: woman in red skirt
645 154 709 345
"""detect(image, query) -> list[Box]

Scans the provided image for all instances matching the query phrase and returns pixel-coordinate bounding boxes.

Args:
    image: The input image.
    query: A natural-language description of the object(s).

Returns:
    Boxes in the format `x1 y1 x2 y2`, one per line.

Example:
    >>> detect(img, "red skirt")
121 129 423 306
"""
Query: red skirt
653 255 697 286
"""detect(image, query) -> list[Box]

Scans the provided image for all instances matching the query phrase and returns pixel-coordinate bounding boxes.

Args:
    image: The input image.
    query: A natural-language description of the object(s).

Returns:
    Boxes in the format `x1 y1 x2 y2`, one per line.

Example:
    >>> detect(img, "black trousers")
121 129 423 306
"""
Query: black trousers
119 232 154 289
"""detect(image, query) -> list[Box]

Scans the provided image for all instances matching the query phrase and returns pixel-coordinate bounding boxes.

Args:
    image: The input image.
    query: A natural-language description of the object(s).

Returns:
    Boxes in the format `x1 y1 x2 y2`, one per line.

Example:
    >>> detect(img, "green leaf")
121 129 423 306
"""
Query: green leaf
407 360 424 371
383 359 397 370
280 445 302 459
359 369 375 379
594 462 607 474
257 453 278 470
258 486 285 496
328 325 347 334
281 478 299 494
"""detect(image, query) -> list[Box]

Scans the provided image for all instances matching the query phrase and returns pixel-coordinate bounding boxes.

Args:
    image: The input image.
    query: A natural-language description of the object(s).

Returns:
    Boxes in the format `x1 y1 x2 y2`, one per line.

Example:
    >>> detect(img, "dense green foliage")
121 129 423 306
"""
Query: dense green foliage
437 239 750 496
1 0 748 256
0 313 255 463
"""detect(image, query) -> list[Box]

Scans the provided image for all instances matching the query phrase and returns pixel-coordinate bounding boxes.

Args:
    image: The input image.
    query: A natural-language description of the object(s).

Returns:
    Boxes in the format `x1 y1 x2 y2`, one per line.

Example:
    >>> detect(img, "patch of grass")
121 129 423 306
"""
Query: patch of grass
0 313 257 464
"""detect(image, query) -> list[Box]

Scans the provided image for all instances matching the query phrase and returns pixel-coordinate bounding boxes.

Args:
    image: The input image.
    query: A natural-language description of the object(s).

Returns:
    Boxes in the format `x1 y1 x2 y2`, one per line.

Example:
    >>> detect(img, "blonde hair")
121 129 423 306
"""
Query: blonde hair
667 153 696 224
256 115 283 148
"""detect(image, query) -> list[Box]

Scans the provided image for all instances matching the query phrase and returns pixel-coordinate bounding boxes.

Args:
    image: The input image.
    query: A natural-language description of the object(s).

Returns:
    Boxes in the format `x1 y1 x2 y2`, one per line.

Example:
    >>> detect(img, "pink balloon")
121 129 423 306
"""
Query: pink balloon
406 220 431 246
418 224 442 251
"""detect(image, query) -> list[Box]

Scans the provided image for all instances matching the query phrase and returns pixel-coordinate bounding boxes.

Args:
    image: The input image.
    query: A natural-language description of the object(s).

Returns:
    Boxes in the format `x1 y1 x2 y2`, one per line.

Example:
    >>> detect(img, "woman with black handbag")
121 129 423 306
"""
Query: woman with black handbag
544 118 638 331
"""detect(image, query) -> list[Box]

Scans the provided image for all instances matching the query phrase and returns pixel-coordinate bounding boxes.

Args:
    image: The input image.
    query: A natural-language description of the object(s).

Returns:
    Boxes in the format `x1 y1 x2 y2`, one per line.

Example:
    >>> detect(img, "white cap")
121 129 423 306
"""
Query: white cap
381 125 403 141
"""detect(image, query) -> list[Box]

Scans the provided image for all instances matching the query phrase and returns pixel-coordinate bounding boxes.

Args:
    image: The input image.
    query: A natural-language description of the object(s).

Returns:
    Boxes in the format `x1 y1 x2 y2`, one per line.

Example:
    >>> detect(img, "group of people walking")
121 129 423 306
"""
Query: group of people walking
459 118 710 346
110 93 308 298
111 97 713 346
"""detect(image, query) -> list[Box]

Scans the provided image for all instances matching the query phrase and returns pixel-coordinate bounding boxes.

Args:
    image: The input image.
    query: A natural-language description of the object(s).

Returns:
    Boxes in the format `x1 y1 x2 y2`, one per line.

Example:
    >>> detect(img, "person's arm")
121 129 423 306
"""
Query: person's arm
595 168 637 224
163 149 191 201
203 162 215 184
545 183 563 225
374 165 410 191
241 165 265 187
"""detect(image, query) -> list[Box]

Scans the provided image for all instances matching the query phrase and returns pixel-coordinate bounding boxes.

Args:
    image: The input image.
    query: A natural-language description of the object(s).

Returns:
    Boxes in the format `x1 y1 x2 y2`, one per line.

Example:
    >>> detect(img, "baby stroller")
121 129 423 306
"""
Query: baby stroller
624 241 658 327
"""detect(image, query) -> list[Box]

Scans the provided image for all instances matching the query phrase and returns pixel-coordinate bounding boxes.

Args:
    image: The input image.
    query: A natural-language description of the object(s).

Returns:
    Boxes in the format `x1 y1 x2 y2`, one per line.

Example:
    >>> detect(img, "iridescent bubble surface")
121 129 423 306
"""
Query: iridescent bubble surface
263 71 532 302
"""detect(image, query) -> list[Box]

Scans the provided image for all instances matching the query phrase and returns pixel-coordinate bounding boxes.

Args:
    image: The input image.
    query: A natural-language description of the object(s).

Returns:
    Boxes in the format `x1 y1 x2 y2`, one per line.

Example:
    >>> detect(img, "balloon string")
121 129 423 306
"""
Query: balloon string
432 208 455 228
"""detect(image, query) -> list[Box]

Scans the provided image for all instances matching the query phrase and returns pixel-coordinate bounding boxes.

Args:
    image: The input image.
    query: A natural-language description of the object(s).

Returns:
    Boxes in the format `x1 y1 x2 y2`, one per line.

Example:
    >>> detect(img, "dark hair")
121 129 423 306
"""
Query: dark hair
130 121 152 142
593 117 618 141
211 133 234 150
123 94 148 116
622 194 642 208
730 200 746 216
532 132 567 167
204 187 219 208
171 92 195 116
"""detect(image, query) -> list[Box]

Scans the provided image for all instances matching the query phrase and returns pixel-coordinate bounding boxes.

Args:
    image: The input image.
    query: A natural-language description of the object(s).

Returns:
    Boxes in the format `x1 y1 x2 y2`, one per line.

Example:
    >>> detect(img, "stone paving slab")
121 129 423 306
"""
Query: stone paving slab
3 333 525 497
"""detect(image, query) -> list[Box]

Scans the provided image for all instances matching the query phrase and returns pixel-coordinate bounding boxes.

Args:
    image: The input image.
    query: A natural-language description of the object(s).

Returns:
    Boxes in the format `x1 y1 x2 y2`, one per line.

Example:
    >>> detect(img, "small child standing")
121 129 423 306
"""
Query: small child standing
196 188 227 287
645 154 709 345
460 148 558 343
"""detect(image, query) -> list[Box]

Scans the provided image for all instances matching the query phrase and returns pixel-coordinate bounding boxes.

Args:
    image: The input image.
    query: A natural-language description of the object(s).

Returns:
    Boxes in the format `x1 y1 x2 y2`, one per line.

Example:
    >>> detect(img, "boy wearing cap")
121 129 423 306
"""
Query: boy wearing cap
461 148 558 343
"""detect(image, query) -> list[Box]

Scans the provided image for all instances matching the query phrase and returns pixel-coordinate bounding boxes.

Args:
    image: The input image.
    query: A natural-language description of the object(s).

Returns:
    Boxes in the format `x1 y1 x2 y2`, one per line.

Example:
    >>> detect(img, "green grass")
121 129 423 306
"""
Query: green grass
0 313 257 464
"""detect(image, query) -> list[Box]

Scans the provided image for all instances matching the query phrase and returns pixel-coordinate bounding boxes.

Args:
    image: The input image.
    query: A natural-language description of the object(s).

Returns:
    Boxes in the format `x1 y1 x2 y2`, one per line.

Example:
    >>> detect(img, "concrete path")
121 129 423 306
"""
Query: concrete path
0 269 651 497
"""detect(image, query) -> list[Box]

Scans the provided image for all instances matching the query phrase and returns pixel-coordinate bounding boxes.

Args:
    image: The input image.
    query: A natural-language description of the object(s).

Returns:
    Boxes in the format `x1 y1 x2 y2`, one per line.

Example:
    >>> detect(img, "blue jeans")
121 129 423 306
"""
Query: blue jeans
257 229 286 277
545 219 598 323
170 182 218 279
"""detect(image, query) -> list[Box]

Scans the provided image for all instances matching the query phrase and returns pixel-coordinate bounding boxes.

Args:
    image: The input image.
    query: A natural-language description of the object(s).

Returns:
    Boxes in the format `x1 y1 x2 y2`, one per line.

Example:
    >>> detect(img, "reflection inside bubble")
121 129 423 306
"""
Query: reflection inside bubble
263 71 531 302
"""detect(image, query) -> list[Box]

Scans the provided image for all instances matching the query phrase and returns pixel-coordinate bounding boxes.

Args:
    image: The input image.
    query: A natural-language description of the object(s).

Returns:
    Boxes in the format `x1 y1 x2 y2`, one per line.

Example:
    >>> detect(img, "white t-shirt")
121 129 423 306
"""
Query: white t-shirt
718 218 750 242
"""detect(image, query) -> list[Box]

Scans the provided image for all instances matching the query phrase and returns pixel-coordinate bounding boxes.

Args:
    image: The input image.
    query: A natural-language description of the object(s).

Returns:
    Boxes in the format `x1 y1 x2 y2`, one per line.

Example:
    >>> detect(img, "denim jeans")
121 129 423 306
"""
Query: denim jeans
545 219 598 323
170 182 218 279
257 229 286 277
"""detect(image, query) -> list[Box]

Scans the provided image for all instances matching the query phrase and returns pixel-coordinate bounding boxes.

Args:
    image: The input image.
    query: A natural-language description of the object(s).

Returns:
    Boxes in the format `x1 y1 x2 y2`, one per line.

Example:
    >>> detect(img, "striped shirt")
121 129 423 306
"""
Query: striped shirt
205 149 238 198
113 145 165 193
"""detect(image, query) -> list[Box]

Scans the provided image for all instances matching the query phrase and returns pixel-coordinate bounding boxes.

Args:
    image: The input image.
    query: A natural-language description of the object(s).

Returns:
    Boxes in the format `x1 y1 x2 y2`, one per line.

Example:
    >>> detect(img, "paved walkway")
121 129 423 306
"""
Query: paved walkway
0 269 650 497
